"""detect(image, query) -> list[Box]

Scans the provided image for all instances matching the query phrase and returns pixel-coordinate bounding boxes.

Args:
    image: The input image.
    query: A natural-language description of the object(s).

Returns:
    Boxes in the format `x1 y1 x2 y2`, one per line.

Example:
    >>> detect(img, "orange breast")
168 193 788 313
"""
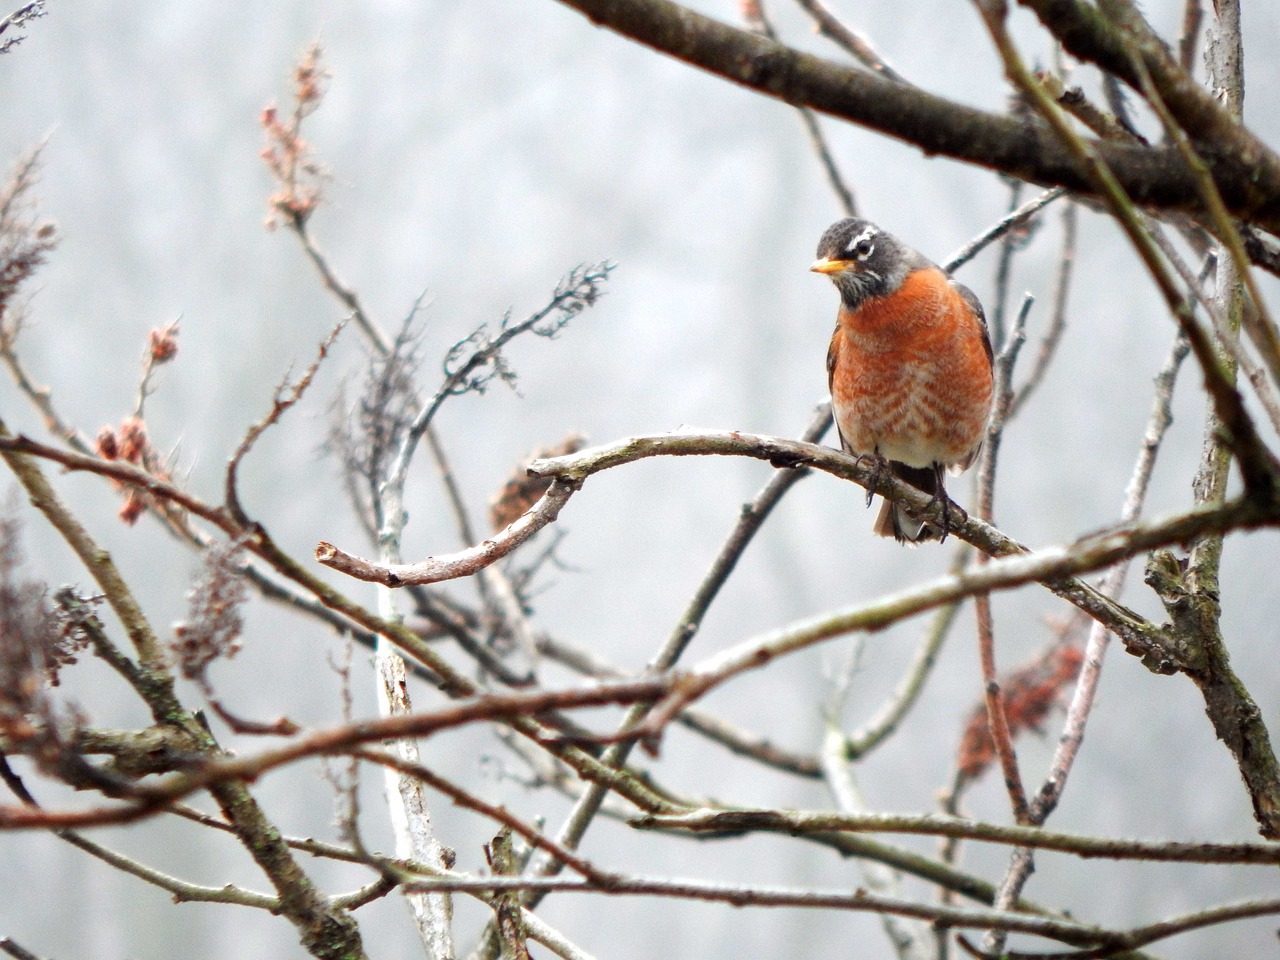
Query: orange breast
828 268 992 470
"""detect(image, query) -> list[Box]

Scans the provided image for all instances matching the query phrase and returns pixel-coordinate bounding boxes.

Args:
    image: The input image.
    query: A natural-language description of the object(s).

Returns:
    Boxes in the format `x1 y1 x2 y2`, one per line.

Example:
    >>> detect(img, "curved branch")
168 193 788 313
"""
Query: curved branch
527 429 1265 645
316 478 579 586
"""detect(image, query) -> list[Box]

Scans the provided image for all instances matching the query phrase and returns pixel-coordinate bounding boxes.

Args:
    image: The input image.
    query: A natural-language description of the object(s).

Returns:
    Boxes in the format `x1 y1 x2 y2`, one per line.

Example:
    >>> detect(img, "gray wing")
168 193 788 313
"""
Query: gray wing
950 277 994 370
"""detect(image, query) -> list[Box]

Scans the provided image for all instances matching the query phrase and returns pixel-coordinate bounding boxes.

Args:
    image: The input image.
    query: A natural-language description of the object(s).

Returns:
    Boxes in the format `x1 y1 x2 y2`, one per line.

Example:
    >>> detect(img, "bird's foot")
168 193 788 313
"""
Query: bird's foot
926 492 967 542
855 452 892 508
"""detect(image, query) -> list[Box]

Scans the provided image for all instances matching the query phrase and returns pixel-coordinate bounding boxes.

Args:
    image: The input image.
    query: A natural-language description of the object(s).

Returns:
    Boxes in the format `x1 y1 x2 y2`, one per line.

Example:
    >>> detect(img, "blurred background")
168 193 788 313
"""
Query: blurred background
1 1 1279 957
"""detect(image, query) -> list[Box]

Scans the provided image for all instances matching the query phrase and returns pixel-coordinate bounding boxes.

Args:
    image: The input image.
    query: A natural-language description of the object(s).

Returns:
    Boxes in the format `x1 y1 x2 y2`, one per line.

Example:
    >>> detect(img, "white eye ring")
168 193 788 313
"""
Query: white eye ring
846 227 877 260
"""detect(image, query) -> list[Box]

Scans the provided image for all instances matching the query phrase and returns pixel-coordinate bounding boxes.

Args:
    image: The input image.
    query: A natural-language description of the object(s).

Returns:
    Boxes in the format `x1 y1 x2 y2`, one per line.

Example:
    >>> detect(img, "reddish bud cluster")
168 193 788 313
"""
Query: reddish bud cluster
259 44 330 230
292 43 326 107
94 416 170 525
148 322 179 364
956 643 1085 781
117 416 148 463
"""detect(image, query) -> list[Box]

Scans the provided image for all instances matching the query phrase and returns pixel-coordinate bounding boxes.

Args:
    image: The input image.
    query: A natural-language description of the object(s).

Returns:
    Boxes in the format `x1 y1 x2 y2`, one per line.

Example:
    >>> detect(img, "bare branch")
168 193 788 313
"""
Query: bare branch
0 676 675 831
637 806 1280 865
407 873 1114 949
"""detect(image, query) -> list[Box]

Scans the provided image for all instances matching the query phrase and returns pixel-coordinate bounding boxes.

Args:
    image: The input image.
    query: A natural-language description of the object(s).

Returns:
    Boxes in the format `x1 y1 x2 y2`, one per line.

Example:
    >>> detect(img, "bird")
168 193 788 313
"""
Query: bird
811 217 994 543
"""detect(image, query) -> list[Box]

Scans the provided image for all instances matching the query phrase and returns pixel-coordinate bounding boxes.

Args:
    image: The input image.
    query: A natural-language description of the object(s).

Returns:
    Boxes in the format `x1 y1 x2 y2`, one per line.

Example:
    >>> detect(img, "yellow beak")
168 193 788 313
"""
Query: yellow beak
810 257 851 275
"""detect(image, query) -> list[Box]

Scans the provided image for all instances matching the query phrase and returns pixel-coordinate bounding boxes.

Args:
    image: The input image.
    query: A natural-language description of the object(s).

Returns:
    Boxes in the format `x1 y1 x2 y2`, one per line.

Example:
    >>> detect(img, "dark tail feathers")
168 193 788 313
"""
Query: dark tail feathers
873 462 945 544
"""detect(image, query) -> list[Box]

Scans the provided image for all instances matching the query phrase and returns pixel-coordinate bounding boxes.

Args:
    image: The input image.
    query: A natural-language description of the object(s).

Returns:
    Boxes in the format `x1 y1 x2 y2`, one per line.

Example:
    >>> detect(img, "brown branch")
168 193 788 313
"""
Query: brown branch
976 0 1278 501
990 897 1280 959
0 939 45 960
0 424 178 694
0 437 370 959
1016 0 1280 214
971 294 1034 823
0 430 678 810
0 433 234 528
354 748 604 883
604 497 1260 750
551 0 1280 230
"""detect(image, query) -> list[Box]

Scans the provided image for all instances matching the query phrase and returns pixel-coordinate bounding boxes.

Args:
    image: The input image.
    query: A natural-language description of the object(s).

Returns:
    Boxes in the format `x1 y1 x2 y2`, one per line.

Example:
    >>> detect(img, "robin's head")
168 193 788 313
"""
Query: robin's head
810 218 924 309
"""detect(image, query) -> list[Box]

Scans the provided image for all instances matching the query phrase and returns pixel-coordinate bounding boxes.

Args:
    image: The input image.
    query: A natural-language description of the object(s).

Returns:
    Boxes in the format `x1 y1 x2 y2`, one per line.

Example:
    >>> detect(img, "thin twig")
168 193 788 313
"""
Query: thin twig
0 316 90 454
978 896 1280 959
386 263 613 497
0 419 174 682
225 318 347 526
0 1 44 53
798 106 857 216
972 295 1034 825
1009 200 1076 418
986 179 1024 348
745 0 857 213
791 0 910 83
354 748 604 883
57 829 279 908
944 189 1065 275
845 580 967 760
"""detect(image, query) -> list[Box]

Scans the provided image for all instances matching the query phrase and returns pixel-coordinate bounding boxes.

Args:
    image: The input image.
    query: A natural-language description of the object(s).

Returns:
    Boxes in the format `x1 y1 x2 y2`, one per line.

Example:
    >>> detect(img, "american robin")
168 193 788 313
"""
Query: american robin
811 218 994 543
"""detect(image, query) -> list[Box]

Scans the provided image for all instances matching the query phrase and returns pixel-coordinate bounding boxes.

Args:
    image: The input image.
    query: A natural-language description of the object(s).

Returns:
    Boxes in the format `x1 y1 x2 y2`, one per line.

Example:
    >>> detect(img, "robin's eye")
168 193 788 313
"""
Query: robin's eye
854 239 874 259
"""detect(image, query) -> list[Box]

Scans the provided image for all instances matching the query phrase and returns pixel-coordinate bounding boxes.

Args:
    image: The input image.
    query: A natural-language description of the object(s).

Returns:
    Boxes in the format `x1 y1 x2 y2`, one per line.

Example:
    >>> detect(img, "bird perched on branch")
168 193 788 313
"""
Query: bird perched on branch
811 218 993 543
